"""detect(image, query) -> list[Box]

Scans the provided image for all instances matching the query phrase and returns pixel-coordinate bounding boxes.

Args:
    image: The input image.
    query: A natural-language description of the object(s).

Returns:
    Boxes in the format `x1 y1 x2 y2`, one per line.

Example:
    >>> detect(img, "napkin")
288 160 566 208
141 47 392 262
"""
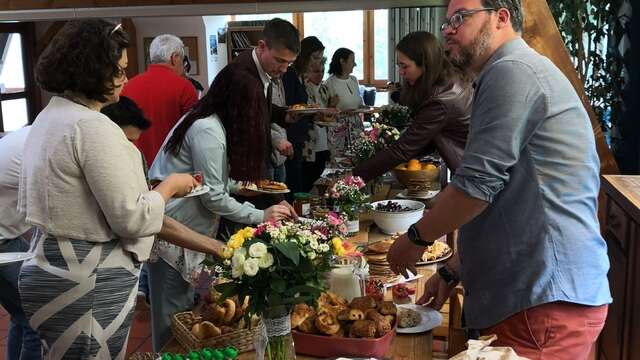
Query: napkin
449 335 530 360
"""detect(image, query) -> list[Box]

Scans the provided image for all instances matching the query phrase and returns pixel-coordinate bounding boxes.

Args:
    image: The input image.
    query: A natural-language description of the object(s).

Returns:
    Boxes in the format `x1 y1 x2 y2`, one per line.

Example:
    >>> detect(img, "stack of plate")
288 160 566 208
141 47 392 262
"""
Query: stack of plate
365 236 399 283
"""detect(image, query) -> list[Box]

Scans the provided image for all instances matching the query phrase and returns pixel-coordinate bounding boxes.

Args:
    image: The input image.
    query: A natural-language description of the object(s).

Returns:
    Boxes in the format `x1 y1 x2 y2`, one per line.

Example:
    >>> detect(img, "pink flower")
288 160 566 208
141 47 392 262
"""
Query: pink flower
327 212 342 226
368 128 379 142
254 223 267 237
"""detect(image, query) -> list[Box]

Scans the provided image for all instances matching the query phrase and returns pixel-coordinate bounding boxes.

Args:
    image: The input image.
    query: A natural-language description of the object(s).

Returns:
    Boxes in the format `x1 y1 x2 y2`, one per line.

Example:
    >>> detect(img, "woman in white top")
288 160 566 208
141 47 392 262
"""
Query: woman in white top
324 48 365 156
17 20 197 360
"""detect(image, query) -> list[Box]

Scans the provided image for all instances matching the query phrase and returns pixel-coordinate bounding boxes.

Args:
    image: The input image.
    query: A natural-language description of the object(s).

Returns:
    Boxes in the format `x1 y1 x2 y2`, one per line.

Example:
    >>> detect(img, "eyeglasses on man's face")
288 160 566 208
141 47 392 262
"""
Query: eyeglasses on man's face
440 8 496 32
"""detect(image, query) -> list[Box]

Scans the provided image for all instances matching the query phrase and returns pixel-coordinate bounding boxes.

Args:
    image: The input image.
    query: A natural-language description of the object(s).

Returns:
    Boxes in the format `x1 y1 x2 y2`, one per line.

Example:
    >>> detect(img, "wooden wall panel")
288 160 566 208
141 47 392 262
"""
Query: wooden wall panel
522 0 619 175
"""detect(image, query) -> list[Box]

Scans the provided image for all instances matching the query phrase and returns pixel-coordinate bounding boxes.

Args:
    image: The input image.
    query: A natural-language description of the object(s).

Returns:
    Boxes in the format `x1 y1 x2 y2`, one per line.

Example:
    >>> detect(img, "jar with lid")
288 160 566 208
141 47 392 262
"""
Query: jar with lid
293 192 311 217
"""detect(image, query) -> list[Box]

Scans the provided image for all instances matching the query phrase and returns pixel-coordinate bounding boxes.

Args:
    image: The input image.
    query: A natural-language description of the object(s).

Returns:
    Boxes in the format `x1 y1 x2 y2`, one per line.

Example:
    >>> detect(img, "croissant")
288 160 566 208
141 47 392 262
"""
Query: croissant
349 319 376 338
314 310 341 335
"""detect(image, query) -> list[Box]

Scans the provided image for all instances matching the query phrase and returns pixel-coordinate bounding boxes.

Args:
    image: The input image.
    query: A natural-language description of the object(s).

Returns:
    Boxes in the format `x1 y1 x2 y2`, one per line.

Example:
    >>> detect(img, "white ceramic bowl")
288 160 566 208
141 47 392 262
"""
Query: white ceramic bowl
370 199 425 235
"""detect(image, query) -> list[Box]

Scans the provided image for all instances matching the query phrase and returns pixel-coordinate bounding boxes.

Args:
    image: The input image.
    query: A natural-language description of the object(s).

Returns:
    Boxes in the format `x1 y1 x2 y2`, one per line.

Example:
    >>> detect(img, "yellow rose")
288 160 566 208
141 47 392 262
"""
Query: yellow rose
228 234 245 249
241 227 255 239
221 246 234 259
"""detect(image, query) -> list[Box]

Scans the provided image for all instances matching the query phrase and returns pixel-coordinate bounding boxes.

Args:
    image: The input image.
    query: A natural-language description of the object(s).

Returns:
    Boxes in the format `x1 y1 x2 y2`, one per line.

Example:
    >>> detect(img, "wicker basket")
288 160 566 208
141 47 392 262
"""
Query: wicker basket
127 352 159 360
170 311 259 353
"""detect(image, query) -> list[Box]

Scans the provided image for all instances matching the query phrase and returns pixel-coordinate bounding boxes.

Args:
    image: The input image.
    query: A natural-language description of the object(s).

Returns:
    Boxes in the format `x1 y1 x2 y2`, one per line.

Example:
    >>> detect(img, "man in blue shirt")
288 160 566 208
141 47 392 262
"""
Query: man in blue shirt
387 0 611 357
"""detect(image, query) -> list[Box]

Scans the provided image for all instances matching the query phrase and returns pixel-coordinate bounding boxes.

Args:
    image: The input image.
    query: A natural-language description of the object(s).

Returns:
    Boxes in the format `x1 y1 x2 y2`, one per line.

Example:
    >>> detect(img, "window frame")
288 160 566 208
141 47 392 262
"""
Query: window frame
0 22 38 132
298 9 388 88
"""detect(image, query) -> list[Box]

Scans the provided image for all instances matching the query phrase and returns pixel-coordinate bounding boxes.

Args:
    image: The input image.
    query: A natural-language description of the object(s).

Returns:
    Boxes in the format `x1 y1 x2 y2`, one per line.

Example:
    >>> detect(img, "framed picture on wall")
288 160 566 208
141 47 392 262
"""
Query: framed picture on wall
143 36 199 75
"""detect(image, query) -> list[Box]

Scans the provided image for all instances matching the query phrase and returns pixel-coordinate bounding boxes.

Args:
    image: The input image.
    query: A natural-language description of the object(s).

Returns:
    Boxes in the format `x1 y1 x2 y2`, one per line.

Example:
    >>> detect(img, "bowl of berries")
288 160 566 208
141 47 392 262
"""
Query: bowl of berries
370 199 425 235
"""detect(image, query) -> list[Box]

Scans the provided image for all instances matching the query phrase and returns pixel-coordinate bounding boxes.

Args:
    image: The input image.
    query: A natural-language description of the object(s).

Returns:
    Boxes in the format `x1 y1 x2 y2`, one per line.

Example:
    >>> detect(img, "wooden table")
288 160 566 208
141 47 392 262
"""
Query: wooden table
161 218 437 360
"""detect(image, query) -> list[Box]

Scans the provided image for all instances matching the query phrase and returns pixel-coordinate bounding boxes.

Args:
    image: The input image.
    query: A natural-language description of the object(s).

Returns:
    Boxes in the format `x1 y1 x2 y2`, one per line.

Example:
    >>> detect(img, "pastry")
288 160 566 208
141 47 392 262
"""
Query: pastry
349 296 377 310
378 301 397 315
258 180 288 191
337 308 365 321
314 310 341 335
349 319 376 338
392 284 414 304
398 309 422 328
291 303 313 328
222 299 236 324
290 103 307 110
298 313 318 334
191 321 221 340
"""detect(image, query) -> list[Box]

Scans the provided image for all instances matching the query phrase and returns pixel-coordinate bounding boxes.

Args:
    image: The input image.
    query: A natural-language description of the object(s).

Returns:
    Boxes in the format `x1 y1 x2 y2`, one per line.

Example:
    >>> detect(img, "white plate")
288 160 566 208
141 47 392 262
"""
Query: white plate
396 304 443 334
416 249 453 266
397 189 439 200
286 107 332 114
184 185 210 198
0 252 35 265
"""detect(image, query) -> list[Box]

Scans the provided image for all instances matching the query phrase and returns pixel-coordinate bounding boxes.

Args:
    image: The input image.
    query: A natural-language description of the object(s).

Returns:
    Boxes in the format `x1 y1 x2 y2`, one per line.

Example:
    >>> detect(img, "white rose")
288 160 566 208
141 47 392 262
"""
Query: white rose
249 242 268 258
232 261 244 278
309 238 319 250
258 252 274 268
232 251 246 267
243 258 260 277
318 243 330 253
236 247 247 257
307 251 317 260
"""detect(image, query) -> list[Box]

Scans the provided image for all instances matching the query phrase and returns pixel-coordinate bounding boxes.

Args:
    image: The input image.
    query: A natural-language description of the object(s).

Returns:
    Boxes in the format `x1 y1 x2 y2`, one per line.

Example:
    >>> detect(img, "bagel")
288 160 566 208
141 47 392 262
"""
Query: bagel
222 299 236 324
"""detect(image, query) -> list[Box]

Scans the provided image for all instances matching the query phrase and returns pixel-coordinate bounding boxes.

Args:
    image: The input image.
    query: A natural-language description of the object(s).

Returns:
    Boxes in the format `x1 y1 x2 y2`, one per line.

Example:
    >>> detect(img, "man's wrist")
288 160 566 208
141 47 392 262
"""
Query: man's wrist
407 224 432 247
438 265 460 287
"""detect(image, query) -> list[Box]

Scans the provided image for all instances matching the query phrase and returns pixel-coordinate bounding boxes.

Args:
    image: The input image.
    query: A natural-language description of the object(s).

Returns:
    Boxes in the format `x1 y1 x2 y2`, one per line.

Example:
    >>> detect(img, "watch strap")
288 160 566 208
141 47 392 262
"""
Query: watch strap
407 224 432 247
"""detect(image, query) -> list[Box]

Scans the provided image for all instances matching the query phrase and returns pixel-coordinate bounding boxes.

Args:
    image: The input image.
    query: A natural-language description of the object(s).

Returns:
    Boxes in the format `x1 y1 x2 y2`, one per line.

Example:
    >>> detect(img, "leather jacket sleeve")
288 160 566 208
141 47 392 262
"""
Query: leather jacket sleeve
353 100 448 182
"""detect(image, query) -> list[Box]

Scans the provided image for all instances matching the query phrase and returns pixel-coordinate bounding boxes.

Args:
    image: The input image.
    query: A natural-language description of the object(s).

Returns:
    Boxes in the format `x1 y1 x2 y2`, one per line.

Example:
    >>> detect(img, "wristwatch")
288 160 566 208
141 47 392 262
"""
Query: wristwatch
407 224 433 247
438 265 460 287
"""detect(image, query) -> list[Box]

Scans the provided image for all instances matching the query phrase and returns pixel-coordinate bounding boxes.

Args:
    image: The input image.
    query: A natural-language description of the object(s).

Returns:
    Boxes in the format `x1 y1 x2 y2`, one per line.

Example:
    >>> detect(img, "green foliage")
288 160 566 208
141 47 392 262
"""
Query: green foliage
549 0 624 127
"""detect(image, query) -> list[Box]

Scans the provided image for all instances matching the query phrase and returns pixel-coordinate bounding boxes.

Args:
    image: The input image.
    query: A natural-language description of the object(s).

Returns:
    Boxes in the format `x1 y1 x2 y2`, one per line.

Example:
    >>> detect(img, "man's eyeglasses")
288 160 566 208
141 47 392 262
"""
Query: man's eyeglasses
440 8 496 32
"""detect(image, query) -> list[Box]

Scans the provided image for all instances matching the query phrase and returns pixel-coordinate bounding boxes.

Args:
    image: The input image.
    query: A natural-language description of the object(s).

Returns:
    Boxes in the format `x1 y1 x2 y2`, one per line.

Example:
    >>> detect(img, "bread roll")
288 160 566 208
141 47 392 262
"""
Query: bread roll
349 320 376 338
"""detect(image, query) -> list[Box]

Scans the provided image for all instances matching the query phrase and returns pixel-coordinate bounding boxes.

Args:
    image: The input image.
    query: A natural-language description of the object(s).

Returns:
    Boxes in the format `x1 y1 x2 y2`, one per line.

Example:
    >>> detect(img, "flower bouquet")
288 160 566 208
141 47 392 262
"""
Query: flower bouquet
349 123 400 166
376 104 412 129
326 176 372 235
212 220 358 360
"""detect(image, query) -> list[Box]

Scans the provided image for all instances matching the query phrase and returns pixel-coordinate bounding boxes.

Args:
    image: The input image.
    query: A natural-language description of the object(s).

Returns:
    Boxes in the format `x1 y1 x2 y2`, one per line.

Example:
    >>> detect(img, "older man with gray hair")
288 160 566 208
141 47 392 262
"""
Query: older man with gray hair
122 34 197 166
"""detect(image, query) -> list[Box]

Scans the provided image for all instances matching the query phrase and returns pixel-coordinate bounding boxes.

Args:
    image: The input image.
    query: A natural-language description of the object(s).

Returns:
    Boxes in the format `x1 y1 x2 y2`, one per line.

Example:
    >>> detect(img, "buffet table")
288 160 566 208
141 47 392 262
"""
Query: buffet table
160 218 436 360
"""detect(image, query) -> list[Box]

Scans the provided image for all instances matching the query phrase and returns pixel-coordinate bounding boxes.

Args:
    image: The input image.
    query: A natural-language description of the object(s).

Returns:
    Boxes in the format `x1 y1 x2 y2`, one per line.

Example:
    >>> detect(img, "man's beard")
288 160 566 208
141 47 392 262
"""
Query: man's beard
447 17 492 69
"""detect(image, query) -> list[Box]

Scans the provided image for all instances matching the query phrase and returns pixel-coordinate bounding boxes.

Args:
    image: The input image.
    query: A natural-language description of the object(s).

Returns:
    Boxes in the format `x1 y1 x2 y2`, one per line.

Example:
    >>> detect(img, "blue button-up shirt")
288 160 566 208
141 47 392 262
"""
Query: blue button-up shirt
451 38 612 329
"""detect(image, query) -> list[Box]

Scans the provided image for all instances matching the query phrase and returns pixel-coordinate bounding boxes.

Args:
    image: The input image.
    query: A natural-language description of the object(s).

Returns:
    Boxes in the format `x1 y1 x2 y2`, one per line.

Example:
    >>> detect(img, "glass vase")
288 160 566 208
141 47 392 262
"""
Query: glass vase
255 306 296 360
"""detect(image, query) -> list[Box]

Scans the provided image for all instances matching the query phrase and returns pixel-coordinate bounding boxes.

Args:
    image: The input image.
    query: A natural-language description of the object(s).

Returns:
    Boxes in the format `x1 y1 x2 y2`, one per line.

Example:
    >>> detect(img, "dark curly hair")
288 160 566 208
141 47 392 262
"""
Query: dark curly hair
35 19 129 103
328 48 354 76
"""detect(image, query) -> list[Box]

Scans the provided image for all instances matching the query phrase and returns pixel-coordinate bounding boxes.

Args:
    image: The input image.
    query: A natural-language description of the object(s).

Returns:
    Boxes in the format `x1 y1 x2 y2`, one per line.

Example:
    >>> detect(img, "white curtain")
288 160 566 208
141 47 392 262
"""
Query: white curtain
388 7 448 83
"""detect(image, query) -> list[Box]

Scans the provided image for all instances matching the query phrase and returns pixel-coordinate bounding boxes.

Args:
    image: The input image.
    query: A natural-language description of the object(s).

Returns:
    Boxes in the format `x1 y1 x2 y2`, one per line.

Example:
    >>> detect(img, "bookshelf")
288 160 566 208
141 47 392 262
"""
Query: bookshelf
226 21 266 63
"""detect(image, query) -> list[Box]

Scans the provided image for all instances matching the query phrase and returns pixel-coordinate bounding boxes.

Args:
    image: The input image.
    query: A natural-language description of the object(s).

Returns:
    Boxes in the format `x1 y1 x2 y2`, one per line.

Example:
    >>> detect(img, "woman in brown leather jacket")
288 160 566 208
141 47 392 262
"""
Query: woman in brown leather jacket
353 31 473 182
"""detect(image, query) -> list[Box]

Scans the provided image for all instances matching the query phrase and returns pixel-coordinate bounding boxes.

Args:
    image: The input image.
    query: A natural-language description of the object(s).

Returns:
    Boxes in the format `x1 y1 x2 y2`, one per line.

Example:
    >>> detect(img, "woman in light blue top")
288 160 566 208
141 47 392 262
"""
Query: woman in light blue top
147 66 296 350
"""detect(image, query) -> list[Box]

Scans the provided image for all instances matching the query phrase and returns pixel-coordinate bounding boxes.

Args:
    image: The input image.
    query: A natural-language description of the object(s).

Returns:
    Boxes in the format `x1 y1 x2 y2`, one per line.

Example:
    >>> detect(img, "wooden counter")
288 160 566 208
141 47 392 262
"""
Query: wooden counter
599 175 640 360
160 219 437 360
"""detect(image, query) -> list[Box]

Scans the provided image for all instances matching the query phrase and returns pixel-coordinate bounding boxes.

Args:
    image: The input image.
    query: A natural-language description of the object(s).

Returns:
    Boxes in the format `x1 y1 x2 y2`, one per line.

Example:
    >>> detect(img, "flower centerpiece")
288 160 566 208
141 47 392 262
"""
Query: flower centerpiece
326 176 372 235
350 123 401 166
376 104 412 129
212 220 358 360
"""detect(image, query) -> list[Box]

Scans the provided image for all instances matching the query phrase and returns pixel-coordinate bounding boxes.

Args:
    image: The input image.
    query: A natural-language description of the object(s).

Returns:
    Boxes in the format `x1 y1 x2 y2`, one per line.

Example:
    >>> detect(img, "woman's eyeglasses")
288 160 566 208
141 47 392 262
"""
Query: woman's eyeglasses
440 8 495 32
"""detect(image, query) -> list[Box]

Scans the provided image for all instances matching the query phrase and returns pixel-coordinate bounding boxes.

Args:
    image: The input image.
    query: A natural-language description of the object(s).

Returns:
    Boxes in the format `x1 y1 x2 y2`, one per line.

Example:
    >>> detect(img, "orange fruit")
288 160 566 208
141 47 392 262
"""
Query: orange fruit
422 163 437 171
406 159 421 171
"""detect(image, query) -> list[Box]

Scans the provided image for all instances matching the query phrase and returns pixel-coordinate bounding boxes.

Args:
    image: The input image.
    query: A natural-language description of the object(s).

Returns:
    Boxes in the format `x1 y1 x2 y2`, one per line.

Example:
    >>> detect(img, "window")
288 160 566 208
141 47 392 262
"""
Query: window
304 10 364 80
0 23 37 132
301 10 388 86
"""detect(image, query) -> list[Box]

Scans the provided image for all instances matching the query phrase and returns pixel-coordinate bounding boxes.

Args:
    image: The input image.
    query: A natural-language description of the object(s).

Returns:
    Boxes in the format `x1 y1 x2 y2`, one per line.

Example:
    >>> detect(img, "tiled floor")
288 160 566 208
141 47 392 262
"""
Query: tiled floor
0 301 153 360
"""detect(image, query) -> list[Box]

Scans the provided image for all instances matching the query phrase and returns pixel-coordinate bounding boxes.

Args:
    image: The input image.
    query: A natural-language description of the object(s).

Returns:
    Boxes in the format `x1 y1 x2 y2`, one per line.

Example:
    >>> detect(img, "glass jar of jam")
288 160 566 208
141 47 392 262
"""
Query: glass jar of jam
293 192 311 217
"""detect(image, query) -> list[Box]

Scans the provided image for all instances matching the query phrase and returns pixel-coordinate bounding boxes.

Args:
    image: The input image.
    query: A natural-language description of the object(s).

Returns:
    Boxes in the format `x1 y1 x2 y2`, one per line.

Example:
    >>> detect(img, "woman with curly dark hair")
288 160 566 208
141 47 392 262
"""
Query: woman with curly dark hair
17 19 197 359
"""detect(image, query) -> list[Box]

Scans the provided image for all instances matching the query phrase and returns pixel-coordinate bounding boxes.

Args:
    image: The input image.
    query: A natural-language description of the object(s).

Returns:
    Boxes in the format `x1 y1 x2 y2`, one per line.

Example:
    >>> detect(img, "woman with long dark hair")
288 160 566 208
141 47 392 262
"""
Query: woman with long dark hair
352 31 473 181
147 45 296 349
18 20 197 359
325 47 366 157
